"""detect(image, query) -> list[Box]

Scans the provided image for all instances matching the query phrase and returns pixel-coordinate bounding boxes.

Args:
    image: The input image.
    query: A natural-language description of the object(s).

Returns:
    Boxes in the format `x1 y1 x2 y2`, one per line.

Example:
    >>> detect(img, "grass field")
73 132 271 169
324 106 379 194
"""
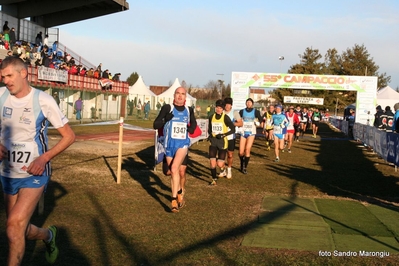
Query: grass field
0 122 398 265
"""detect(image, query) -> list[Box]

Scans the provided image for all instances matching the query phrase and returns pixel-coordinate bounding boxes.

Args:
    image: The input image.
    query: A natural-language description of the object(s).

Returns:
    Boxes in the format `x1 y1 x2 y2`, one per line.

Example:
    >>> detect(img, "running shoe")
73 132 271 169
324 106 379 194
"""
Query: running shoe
177 190 185 208
266 146 271 151
209 179 217 186
274 157 280 162
242 168 247 174
288 149 291 153
227 168 232 179
171 199 179 213
218 169 227 178
281 149 285 153
44 225 59 264
312 134 317 138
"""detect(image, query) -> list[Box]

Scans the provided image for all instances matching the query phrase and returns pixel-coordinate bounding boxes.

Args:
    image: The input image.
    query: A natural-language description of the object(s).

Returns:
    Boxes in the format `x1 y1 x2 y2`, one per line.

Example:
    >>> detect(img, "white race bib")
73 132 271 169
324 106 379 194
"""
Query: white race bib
243 121 253 133
5 142 34 174
212 122 223 134
273 125 282 134
171 122 187 139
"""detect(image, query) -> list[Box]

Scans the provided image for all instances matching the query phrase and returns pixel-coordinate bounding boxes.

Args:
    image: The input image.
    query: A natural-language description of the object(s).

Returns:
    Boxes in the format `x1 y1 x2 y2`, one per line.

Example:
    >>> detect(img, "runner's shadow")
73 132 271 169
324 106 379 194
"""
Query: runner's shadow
0 181 90 265
123 146 171 212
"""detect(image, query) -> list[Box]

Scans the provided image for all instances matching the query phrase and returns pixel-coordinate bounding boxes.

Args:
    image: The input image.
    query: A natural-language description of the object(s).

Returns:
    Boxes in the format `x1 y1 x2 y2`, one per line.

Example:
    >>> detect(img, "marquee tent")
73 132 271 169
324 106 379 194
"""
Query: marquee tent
157 78 197 107
377 86 399 110
128 75 157 109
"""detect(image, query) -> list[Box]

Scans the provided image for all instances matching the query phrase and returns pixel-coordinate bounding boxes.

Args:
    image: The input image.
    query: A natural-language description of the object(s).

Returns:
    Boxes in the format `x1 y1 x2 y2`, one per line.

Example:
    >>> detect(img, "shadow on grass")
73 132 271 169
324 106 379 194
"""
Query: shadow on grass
0 181 89 265
123 146 171 212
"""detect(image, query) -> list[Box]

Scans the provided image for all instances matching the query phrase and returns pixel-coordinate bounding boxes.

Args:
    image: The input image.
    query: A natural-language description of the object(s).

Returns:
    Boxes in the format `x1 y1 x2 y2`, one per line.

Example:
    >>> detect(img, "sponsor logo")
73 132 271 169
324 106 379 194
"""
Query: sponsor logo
3 107 12 118
32 179 40 185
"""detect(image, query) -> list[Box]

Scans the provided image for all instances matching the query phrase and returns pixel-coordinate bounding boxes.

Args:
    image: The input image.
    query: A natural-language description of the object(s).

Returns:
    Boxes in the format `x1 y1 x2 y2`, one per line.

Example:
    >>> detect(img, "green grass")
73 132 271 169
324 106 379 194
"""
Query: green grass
1 122 399 265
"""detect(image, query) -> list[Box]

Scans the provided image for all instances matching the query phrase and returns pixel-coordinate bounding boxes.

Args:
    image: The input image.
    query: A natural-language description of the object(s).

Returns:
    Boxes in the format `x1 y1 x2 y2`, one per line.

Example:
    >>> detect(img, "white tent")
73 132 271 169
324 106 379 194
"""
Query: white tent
157 78 197 107
377 86 399 110
128 76 157 109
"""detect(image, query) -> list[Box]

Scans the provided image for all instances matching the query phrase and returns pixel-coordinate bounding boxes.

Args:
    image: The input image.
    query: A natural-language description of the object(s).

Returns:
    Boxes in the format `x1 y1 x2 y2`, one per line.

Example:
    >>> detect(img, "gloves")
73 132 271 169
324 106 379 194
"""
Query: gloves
164 113 174 123
215 133 225 139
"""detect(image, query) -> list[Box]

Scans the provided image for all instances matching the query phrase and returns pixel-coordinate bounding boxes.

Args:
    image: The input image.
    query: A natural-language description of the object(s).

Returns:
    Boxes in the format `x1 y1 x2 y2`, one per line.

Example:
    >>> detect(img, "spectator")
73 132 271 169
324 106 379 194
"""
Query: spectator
136 100 142 118
52 41 58 54
144 101 151 120
383 106 394 133
3 30 10 49
64 52 71 63
196 105 201 117
86 68 93 77
53 92 60 106
80 67 87 76
9 27 16 48
93 70 100 79
74 97 83 121
348 109 355 139
128 99 134 116
112 73 121 81
69 57 75 65
373 105 383 130
102 69 109 79
43 34 49 47
156 101 161 114
68 64 78 75
35 31 42 45
393 103 399 133
97 63 102 77
2 20 9 32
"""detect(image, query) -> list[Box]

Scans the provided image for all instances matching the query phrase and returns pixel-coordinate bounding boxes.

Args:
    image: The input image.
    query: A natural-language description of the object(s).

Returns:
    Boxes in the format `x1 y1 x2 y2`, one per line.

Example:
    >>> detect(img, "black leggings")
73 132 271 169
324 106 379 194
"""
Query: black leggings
209 145 227 160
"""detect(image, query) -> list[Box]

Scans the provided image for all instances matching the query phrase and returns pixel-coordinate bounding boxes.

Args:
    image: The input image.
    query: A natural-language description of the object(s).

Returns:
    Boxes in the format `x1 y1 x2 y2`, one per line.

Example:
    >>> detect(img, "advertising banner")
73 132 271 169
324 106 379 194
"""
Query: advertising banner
284 96 324 105
231 72 377 125
38 66 68 83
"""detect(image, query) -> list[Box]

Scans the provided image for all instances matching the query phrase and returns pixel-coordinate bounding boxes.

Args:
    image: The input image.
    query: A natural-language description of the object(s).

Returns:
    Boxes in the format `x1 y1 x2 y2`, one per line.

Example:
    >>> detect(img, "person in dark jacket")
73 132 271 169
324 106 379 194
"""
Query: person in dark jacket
381 106 394 132
373 105 384 130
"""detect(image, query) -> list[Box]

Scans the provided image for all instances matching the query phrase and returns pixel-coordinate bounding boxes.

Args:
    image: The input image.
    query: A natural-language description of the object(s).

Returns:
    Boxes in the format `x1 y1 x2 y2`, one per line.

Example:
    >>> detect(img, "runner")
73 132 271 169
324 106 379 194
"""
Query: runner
285 106 300 153
238 98 263 174
272 105 289 162
153 87 197 213
0 57 76 265
218 97 242 179
300 107 309 138
262 105 275 151
311 108 322 138
293 105 302 141
208 99 235 185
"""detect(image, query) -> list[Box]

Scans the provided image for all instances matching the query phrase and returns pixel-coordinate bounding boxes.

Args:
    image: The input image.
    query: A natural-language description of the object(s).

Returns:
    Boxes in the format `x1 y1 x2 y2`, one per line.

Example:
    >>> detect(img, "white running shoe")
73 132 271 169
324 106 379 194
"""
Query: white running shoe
218 169 227 178
227 168 232 179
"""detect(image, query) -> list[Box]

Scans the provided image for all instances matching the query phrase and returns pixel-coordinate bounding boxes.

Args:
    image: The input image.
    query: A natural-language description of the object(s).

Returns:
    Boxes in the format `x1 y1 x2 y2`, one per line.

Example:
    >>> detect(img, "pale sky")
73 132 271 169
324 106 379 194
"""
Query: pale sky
58 0 399 88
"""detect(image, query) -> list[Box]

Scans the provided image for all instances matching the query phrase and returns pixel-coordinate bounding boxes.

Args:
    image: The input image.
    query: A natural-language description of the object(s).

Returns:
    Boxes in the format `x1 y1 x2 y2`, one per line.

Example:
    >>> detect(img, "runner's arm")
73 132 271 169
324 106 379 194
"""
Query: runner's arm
27 124 75 176
187 106 197 134
224 115 235 136
153 105 171 129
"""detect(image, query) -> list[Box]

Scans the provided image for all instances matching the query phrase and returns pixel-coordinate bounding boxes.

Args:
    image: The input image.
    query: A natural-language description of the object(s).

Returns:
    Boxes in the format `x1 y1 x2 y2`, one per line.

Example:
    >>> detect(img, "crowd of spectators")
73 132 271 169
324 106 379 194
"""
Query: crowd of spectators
0 21 122 84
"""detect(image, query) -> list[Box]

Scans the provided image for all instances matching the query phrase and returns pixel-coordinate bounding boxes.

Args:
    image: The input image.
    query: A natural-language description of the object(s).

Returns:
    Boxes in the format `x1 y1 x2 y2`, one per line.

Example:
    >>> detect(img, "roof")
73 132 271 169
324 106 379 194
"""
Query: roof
128 76 155 100
1 0 129 27
377 86 399 100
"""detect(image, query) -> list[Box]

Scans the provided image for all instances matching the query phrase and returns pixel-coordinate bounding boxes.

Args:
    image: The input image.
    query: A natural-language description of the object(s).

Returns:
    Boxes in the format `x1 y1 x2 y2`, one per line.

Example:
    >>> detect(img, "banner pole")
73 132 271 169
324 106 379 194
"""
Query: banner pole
117 117 124 184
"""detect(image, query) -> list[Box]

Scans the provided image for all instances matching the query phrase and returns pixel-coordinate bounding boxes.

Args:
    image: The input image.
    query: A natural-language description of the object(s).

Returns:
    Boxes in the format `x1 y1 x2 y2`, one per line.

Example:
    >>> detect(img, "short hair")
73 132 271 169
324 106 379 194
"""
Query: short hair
0 56 27 72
